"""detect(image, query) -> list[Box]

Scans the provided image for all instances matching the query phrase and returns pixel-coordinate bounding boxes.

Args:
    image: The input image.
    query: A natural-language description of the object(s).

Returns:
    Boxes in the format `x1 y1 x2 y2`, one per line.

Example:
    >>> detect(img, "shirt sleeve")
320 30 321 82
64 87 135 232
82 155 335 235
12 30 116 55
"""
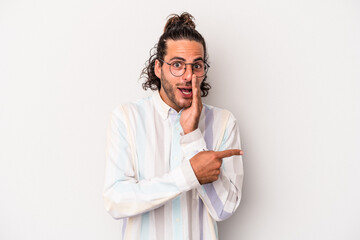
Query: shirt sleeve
103 107 200 219
181 112 244 222
180 128 207 159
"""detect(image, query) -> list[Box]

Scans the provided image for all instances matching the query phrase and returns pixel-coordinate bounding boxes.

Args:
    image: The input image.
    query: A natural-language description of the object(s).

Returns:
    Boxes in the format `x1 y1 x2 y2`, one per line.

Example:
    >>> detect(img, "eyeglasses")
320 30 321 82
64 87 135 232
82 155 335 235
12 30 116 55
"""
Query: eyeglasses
158 59 210 77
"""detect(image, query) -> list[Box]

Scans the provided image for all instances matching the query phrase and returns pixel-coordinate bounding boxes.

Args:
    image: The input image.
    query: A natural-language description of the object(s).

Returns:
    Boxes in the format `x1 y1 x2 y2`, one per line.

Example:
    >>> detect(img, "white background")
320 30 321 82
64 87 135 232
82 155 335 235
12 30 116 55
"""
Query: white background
1 0 359 239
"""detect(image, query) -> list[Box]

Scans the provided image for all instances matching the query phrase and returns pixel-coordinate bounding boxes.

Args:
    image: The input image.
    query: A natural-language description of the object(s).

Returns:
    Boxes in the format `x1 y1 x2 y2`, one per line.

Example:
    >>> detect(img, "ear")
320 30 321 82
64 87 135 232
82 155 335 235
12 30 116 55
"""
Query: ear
154 59 162 79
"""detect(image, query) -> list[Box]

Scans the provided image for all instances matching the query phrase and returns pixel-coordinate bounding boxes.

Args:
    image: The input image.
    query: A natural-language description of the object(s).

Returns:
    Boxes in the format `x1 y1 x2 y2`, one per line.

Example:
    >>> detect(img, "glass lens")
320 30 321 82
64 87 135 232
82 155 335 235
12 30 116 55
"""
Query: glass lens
192 61 205 77
170 61 185 77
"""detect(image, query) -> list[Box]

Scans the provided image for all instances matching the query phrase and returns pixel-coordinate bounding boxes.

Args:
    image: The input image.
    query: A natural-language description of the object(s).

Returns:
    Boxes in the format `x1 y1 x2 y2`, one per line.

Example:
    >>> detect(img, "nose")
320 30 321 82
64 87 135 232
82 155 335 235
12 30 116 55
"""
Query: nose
181 64 193 83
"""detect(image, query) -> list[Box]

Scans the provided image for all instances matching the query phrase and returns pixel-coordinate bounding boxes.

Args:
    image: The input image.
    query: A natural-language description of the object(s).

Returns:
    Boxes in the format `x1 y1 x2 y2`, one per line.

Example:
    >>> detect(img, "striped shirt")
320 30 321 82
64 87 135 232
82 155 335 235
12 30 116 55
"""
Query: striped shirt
103 91 243 240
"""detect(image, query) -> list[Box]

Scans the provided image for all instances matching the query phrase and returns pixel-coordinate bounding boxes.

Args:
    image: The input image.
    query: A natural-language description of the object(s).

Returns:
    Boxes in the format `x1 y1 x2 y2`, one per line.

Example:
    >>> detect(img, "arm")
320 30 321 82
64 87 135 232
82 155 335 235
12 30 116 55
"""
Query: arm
103 107 200 219
195 113 244 221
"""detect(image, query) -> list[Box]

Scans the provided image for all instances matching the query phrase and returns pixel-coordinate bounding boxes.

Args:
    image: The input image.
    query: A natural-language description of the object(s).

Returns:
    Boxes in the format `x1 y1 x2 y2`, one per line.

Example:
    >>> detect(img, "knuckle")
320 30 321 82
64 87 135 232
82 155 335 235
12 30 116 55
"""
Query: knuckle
215 160 222 169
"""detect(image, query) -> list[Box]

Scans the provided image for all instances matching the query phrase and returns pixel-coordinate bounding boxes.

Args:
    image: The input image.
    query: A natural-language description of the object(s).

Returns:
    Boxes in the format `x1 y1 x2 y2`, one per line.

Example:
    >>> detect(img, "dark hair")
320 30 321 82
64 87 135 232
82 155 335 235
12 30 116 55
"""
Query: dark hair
140 12 211 97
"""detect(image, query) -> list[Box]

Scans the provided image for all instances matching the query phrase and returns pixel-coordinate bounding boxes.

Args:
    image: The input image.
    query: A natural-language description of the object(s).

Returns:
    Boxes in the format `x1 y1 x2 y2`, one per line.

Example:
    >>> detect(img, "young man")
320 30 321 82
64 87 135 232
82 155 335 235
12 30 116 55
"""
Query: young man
103 13 244 240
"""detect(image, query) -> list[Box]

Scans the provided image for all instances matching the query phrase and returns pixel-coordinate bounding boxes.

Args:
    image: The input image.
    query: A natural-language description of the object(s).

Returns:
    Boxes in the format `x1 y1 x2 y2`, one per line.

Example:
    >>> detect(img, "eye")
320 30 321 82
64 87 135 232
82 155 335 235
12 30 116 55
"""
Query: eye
171 61 184 69
193 62 203 70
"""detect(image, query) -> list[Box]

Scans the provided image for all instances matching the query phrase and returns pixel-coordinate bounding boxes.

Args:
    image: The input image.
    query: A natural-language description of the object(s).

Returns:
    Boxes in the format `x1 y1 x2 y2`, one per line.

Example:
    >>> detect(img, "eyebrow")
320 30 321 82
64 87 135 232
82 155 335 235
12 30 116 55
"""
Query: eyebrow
169 56 204 62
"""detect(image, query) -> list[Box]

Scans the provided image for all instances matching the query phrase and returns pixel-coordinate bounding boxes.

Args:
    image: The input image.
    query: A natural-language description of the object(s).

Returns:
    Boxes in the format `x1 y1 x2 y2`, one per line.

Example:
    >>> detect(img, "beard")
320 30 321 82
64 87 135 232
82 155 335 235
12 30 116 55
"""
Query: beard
160 71 191 110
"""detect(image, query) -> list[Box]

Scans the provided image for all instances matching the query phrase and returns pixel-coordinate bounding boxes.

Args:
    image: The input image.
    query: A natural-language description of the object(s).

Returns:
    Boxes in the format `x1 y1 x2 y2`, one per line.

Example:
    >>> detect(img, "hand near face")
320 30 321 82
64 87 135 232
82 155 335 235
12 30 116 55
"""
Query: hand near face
190 149 243 184
180 74 203 135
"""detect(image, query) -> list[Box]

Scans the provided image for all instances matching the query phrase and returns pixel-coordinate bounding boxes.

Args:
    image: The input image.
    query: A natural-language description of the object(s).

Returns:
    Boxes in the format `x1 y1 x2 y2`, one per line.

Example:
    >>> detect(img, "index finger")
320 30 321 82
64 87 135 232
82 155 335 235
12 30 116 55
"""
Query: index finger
215 149 243 159
191 74 201 105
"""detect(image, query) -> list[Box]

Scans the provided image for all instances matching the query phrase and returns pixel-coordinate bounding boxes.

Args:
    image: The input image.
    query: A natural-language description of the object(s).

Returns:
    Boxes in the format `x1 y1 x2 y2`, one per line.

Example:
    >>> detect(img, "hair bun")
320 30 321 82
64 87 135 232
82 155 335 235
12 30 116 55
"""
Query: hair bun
164 12 196 33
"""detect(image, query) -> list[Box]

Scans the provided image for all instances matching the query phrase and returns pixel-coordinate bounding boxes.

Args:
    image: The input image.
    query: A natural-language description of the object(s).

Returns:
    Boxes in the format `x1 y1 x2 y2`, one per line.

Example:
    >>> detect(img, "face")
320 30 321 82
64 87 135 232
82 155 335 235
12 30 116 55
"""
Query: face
155 39 205 112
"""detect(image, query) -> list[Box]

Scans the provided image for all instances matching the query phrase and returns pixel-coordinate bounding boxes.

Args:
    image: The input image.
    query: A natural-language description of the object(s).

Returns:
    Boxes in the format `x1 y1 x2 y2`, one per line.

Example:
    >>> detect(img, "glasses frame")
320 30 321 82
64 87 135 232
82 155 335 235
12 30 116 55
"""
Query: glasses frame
158 58 210 78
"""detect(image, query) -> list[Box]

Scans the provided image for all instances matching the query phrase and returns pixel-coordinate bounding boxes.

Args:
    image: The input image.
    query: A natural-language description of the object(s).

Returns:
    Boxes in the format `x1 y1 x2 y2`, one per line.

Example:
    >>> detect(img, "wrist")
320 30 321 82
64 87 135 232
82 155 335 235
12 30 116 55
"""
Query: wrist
182 123 199 135
183 128 195 135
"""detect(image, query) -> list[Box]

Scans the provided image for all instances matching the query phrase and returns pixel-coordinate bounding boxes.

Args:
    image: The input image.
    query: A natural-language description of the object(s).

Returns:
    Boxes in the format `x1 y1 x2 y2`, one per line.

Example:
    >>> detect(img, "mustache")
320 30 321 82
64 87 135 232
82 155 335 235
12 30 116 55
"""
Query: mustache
176 83 192 87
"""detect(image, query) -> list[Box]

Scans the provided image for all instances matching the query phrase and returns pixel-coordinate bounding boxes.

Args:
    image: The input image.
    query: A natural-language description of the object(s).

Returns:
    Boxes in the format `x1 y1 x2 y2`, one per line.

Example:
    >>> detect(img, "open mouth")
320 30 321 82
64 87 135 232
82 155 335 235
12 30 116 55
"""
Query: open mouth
178 88 192 97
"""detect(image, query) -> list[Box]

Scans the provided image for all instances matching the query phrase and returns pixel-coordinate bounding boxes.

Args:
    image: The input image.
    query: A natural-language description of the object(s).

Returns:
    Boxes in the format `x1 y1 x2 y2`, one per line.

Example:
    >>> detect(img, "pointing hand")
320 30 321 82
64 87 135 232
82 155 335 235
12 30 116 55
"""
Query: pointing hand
190 149 243 184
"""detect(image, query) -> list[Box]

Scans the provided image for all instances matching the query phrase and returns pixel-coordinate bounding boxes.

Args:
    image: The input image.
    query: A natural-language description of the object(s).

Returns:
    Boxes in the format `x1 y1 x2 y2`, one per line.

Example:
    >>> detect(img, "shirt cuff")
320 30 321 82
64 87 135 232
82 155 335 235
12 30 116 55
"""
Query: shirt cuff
171 159 200 192
180 128 207 159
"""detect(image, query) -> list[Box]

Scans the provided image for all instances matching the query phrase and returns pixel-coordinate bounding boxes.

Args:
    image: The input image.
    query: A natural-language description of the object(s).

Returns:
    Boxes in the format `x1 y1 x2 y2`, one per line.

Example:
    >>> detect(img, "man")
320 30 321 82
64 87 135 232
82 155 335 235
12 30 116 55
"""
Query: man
103 12 244 240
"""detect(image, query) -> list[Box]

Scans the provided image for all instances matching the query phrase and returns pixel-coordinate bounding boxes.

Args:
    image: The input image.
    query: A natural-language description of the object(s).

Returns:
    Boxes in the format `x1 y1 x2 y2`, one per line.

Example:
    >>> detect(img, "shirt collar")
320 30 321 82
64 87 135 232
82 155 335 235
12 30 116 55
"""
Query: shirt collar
153 91 175 120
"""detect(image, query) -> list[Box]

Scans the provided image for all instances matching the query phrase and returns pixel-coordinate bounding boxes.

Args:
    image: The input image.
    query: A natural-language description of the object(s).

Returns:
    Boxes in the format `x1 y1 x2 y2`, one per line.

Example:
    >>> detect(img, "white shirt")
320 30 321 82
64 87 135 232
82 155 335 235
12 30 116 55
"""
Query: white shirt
103 91 243 240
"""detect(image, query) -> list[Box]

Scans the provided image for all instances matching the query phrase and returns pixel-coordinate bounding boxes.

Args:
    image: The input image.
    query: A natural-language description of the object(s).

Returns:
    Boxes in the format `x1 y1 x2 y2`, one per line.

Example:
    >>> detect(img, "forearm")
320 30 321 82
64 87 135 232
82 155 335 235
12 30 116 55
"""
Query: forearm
103 158 199 219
